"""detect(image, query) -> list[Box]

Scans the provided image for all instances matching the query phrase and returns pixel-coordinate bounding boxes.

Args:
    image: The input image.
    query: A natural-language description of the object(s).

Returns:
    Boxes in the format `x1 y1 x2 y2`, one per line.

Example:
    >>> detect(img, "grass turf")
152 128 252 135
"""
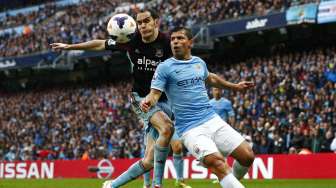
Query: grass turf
1 179 336 188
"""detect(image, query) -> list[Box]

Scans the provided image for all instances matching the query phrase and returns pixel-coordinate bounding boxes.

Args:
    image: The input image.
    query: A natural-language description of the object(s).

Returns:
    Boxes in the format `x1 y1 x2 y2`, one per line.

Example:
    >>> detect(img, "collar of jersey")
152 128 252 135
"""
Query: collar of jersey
171 56 195 63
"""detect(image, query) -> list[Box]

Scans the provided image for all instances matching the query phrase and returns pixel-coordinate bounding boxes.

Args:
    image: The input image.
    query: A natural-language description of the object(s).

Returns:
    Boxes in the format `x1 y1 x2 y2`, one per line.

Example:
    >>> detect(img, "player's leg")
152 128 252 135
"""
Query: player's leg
104 134 155 188
143 132 152 188
229 141 255 180
131 93 174 187
170 133 192 188
149 110 174 187
213 115 254 180
203 153 244 188
181 120 244 188
143 171 151 188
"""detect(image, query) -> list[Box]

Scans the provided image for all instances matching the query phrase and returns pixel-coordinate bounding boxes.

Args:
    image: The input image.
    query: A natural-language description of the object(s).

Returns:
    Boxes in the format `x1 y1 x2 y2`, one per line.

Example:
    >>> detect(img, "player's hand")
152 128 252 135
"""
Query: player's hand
235 81 255 91
140 98 151 113
50 43 71 50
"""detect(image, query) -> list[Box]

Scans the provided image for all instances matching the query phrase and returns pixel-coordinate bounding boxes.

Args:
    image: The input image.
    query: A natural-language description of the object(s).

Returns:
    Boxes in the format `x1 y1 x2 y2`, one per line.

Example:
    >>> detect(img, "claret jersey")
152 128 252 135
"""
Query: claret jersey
105 32 171 101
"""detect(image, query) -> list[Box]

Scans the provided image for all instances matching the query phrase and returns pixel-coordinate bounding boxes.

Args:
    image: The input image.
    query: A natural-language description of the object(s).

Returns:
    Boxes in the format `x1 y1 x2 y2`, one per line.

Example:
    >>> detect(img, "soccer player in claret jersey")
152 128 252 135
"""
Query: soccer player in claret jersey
51 9 190 188
141 27 255 188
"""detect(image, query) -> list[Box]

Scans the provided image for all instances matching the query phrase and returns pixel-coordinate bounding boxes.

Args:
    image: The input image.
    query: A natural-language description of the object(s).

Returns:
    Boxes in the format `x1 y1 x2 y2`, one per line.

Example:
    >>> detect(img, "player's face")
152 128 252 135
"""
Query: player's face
171 31 192 60
212 88 222 98
136 12 158 39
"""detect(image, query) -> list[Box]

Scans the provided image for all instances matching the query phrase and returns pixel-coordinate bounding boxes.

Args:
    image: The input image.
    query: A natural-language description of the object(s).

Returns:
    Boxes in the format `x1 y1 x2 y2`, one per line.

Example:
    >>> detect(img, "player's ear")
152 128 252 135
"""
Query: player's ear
154 18 160 28
188 38 193 49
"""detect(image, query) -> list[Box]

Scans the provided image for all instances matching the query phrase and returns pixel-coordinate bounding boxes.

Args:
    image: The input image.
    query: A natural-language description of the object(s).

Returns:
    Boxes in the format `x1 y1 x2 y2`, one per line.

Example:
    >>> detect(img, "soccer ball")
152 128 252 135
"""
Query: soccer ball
107 13 137 43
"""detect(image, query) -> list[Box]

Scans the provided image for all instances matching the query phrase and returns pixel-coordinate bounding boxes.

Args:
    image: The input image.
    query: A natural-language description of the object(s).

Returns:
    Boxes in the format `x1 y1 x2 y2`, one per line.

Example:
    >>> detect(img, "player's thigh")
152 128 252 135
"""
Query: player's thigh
230 141 255 166
181 125 219 161
150 110 173 134
213 116 245 157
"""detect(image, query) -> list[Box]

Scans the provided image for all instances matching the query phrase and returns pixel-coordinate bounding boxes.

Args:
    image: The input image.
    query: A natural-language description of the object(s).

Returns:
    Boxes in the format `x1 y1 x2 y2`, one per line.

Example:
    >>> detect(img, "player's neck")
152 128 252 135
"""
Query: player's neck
142 30 159 43
214 96 221 100
174 54 192 61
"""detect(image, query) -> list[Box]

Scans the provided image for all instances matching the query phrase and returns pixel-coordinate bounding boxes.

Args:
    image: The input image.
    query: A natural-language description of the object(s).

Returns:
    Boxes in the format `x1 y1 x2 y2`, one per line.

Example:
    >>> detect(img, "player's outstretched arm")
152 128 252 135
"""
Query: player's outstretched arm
50 40 106 51
140 89 162 113
206 72 255 91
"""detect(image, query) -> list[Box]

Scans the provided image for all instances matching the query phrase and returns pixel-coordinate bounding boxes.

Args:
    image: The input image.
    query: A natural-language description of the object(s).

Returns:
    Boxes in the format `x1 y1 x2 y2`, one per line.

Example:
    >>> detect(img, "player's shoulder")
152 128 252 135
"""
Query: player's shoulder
209 98 215 103
160 57 175 67
158 32 170 42
222 97 232 104
192 56 206 63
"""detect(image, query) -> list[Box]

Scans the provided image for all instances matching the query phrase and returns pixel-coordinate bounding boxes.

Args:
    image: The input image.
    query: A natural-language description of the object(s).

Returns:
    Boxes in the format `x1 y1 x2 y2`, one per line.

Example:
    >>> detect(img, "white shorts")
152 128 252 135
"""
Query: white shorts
181 114 245 161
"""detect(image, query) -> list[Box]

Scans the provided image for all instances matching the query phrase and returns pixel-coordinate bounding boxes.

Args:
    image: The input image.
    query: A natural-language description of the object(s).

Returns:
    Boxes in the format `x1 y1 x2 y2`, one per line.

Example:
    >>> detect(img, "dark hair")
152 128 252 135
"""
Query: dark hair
171 27 193 40
139 8 159 19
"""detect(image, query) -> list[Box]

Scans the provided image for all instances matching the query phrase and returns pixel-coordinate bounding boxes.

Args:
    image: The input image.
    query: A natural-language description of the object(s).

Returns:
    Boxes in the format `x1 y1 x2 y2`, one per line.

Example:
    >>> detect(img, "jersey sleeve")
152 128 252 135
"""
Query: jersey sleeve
200 58 209 79
151 62 169 92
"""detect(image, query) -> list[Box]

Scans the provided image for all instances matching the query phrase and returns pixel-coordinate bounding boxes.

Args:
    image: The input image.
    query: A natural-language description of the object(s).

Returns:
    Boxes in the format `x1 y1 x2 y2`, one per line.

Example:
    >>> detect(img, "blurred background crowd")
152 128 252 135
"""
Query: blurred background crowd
1 45 335 161
0 0 323 57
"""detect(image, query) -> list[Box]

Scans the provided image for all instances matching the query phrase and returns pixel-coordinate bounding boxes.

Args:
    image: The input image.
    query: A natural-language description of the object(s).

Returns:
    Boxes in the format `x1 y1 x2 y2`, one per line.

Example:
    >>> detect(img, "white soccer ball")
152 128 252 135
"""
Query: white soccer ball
107 13 137 43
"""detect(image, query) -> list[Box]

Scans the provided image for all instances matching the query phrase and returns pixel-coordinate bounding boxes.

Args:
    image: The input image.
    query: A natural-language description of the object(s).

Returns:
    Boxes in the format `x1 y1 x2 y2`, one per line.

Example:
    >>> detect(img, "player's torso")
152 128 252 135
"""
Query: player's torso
164 57 215 134
128 33 171 96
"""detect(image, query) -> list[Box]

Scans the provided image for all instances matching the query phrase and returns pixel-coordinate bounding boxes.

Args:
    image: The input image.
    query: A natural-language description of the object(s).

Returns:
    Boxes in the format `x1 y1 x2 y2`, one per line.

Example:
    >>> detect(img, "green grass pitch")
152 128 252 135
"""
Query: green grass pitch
1 179 336 188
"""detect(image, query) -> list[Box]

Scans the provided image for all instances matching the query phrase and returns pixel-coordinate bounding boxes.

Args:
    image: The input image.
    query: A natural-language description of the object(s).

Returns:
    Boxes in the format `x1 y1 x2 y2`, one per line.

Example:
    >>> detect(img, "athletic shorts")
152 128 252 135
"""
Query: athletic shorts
181 114 245 161
131 92 173 141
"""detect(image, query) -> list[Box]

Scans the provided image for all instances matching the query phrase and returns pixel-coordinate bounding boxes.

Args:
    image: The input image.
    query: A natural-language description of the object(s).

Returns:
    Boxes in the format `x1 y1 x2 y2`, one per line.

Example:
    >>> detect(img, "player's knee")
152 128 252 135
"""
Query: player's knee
159 121 174 139
141 159 154 170
204 154 226 169
172 142 183 154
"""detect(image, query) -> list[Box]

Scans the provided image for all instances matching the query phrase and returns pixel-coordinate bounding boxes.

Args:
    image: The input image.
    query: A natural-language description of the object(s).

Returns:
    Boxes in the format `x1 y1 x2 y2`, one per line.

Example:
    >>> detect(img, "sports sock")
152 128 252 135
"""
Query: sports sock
153 144 169 186
232 160 249 180
143 171 151 187
112 160 147 187
220 173 245 188
173 153 184 181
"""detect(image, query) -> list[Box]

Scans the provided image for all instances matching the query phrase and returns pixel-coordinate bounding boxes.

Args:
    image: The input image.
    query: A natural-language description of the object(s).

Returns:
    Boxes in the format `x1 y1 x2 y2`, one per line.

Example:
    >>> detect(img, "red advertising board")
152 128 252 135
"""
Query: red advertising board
0 154 335 179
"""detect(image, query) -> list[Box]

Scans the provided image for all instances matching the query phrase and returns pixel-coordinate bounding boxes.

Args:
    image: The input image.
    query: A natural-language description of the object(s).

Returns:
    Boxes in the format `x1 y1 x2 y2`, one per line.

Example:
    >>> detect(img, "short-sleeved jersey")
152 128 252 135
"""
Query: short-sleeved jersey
151 56 216 136
105 32 171 101
209 97 235 121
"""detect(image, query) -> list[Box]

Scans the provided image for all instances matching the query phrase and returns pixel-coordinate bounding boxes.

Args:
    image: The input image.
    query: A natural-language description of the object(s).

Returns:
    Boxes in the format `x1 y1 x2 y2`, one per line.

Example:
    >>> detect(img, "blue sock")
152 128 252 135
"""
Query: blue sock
173 153 184 181
143 171 151 187
153 144 169 186
112 160 146 188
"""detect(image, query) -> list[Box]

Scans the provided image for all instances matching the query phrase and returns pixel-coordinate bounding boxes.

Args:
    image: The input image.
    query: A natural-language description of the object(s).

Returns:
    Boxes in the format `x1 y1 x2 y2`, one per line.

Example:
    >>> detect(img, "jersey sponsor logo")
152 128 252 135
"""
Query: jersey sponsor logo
177 76 203 87
137 56 161 71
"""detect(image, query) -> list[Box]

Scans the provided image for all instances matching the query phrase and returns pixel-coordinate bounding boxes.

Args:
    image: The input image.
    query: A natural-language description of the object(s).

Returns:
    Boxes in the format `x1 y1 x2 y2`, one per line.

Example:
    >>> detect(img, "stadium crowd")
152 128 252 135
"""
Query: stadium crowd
1 0 323 57
1 46 335 161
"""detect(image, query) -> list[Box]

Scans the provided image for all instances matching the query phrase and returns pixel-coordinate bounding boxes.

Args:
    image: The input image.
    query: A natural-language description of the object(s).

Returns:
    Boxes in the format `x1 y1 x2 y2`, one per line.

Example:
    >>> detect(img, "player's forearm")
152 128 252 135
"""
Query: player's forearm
68 40 106 51
207 73 239 91
146 89 162 107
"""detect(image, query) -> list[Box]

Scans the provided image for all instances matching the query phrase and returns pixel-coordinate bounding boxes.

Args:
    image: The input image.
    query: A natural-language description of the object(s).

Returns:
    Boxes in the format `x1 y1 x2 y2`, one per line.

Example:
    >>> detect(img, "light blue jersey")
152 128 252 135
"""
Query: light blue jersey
151 56 216 136
209 97 234 121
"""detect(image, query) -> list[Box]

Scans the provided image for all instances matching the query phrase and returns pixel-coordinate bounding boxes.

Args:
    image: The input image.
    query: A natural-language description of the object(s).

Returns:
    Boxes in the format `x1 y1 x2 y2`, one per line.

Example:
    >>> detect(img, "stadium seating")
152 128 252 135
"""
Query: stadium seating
1 47 335 161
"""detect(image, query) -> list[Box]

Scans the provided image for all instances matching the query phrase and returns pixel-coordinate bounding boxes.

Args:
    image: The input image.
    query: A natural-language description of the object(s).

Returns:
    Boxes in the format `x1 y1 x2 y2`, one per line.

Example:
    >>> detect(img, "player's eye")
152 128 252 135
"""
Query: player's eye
137 18 151 25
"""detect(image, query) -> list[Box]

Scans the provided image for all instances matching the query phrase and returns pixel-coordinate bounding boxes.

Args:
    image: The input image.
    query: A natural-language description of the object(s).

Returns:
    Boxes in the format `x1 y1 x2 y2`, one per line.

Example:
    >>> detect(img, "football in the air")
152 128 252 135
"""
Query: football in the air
107 13 137 43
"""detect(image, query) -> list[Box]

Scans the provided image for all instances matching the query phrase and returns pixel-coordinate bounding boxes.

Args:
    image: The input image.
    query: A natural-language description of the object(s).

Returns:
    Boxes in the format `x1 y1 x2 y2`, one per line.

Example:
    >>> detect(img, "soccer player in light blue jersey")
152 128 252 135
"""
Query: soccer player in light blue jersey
140 27 255 188
210 87 235 125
